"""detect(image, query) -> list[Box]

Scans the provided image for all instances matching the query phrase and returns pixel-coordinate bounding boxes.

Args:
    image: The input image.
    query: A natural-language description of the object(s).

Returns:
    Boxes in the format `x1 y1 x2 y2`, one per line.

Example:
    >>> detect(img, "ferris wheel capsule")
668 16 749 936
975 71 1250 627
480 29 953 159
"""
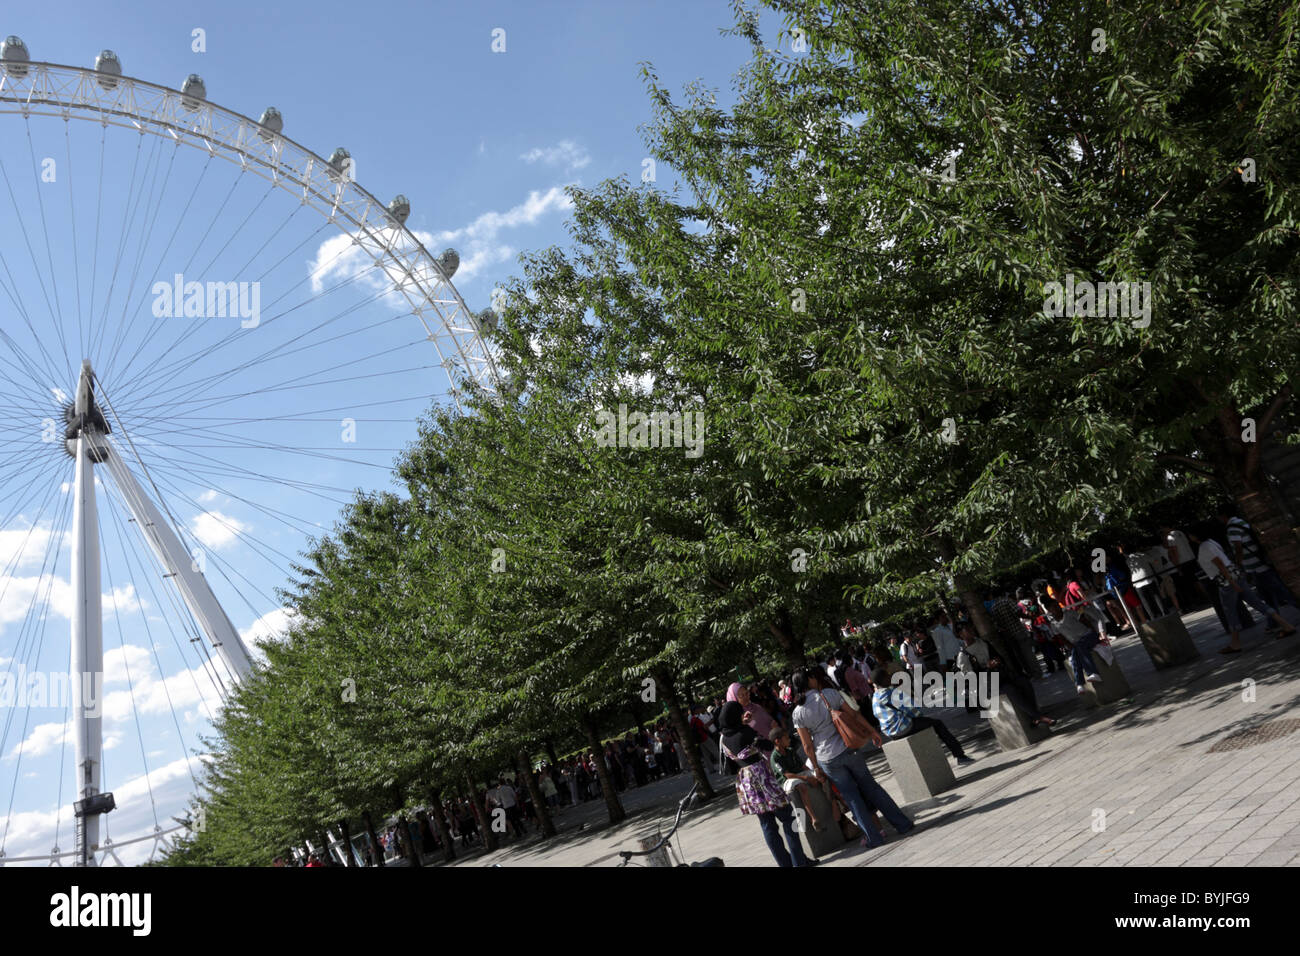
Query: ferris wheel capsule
257 107 283 141
435 248 459 279
94 50 122 90
474 307 499 334
1 36 29 78
388 195 411 225
327 147 353 181
181 73 206 111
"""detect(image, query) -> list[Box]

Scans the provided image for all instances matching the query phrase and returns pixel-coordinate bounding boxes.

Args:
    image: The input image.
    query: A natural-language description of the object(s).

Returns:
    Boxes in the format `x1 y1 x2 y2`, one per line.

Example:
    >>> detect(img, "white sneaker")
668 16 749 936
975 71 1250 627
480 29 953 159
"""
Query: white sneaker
1085 672 1103 683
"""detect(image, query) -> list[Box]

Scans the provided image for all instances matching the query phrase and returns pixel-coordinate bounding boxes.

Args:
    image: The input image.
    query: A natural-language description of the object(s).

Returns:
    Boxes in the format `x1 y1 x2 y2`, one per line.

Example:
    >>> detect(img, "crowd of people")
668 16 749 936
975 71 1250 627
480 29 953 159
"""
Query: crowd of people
294 511 1296 867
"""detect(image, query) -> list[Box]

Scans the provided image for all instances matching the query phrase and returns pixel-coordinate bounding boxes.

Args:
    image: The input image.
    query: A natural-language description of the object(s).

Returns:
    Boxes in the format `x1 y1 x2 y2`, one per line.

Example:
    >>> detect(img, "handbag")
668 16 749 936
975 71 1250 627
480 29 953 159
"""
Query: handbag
818 691 872 750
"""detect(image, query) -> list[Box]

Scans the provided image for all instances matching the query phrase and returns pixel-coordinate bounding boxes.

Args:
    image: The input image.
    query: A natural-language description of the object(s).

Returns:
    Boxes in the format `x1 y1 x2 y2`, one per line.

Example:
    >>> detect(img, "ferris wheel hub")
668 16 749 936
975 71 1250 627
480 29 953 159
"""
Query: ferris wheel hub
63 360 110 461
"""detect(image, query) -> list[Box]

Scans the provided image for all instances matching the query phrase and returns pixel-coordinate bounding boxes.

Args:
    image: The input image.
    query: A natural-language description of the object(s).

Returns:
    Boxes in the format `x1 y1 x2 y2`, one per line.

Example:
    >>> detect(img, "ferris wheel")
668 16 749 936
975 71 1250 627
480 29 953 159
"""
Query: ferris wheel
0 37 503 865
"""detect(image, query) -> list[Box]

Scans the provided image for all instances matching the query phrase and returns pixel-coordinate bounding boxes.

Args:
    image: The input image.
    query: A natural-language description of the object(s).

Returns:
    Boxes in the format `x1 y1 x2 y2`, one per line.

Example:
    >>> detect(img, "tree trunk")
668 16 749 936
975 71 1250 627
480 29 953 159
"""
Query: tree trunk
464 773 498 852
361 810 385 867
427 788 456 863
517 750 557 838
581 714 626 825
337 819 357 868
653 667 716 802
544 737 560 768
396 813 422 867
940 537 1021 667
1201 400 1300 596
767 606 805 670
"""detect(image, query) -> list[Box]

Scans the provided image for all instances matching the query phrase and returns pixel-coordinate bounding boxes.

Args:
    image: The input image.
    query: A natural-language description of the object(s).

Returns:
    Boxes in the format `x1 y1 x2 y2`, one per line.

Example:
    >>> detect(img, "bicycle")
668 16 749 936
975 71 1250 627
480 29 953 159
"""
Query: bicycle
616 781 724 867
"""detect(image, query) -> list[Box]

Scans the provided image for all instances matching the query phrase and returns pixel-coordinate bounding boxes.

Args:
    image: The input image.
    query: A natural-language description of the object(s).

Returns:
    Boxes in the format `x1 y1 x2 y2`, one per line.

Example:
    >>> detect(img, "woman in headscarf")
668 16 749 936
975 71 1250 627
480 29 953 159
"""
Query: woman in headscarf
727 682 778 739
718 700 814 866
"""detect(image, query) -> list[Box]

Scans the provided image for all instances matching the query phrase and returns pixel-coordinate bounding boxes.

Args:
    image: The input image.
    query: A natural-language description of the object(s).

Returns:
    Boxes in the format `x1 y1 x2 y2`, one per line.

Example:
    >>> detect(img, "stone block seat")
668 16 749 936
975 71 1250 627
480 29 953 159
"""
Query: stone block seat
1064 643 1131 707
882 727 957 804
1137 613 1201 669
988 692 1051 751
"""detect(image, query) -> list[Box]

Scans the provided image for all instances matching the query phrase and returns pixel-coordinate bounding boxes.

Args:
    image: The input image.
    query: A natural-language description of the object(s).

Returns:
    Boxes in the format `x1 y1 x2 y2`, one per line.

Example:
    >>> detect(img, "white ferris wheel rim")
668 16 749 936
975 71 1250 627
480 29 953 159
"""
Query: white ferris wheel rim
0 58 503 410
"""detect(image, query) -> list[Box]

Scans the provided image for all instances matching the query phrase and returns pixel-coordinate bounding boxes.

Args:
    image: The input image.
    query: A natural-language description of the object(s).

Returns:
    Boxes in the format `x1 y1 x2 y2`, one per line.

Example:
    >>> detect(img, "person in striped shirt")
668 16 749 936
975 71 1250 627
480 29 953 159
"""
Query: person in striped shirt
1219 513 1298 616
870 667 973 764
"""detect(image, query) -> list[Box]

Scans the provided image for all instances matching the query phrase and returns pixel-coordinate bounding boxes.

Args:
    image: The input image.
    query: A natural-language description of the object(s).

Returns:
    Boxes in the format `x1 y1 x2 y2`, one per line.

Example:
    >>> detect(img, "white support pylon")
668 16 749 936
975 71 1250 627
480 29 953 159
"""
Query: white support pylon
98 439 253 682
64 360 256 865
69 360 104 867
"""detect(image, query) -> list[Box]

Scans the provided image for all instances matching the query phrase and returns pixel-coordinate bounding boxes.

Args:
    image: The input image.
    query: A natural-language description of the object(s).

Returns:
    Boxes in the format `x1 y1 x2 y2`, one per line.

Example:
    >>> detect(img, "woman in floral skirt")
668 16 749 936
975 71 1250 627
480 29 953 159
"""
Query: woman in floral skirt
718 700 815 866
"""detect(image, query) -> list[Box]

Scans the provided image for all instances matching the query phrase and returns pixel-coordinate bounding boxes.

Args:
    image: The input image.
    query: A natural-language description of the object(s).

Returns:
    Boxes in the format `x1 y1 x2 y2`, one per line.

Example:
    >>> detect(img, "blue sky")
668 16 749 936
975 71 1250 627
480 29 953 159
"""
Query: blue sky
0 0 775 863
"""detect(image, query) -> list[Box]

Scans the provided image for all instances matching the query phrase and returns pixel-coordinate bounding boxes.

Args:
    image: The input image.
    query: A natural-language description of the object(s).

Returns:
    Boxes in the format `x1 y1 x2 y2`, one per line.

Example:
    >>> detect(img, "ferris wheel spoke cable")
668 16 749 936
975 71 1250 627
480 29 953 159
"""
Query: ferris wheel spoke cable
130 450 359 506
117 391 444 434
102 152 220 388
94 128 174 373
86 126 108 365
90 127 174 368
99 475 226 716
86 126 156 364
112 212 337 396
111 197 315 395
114 245 390 409
100 164 252 385
0 324 55 397
0 167 66 390
23 120 74 380
140 452 356 523
106 176 277 386
62 123 86 365
100 140 188 380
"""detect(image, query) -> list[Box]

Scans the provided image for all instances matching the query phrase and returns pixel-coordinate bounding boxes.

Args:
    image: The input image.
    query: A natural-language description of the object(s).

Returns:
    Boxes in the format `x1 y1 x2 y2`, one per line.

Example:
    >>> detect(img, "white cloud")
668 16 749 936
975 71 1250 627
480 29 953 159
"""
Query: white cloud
240 607 297 664
190 511 249 550
519 139 590 171
308 186 574 297
197 489 221 505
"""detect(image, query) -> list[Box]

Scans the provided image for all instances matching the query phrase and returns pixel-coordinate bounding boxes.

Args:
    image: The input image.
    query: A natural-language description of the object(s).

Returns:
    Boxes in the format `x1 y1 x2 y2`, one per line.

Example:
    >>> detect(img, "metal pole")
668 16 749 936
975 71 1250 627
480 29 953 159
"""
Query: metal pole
70 362 104 867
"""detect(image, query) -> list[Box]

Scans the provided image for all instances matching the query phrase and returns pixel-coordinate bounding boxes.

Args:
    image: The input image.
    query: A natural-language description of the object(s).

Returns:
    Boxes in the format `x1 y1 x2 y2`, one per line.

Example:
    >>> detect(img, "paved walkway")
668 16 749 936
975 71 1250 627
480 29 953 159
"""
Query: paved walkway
452 606 1300 867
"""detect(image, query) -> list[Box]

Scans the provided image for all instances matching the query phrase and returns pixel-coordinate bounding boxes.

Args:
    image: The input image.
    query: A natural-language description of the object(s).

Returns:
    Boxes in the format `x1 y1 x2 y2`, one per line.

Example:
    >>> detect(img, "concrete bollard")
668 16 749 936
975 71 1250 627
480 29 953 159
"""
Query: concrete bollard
882 727 957 804
1137 613 1201 669
1065 644 1131 707
988 692 1051 750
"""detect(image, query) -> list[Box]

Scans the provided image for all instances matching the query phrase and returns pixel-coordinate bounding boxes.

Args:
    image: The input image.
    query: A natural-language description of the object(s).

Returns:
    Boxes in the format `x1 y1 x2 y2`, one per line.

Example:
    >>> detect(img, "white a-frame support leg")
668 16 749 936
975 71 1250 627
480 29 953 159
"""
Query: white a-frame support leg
67 360 254 865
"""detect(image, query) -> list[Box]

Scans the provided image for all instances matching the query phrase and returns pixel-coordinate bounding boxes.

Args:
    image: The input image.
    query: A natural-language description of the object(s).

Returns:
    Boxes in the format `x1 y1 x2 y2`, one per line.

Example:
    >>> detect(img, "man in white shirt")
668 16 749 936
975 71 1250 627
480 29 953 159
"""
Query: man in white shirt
1192 527 1295 653
929 611 963 671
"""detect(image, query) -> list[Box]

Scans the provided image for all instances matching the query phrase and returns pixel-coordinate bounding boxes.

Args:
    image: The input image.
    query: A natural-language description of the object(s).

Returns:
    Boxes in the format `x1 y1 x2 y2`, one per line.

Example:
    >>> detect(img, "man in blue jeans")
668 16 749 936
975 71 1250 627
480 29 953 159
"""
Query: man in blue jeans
1044 599 1106 693
791 667 913 850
